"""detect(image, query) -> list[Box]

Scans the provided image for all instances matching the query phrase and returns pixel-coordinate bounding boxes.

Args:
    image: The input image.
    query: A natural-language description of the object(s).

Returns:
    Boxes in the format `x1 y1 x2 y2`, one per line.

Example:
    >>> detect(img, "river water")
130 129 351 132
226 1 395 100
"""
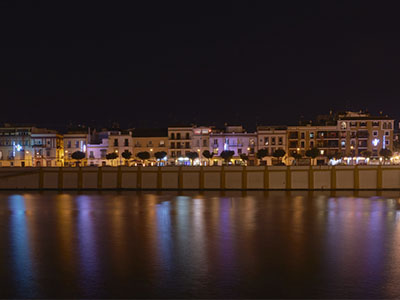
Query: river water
1 191 400 299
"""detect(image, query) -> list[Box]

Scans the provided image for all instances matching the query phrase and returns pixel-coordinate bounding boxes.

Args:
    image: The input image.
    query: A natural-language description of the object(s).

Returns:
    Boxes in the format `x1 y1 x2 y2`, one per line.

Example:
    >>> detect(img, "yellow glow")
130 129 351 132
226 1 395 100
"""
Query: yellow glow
247 147 250 151
150 148 153 152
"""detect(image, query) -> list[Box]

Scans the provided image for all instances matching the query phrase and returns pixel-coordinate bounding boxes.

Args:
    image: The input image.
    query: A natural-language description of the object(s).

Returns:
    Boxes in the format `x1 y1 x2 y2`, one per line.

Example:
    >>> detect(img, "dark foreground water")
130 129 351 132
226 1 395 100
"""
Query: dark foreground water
1 191 400 299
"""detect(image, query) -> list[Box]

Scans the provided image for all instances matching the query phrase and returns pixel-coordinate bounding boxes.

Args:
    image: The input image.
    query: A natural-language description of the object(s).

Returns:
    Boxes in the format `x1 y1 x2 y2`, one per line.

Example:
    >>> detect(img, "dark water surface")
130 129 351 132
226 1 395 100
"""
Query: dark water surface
1 191 400 299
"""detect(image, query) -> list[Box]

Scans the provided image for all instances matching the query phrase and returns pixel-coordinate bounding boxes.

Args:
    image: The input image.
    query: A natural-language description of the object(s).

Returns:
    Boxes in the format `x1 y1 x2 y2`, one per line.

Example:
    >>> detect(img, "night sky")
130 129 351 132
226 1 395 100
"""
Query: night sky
1 2 400 129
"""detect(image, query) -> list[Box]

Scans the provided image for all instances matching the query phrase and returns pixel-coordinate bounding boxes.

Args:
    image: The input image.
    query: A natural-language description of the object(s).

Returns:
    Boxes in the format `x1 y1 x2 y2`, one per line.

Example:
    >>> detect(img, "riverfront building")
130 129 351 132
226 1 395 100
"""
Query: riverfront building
0 110 396 167
209 125 257 166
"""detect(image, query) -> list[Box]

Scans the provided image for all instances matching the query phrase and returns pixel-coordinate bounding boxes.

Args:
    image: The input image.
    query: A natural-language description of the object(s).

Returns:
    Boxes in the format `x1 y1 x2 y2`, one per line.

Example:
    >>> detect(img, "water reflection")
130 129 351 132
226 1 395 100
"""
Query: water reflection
1 192 400 298
8 195 36 298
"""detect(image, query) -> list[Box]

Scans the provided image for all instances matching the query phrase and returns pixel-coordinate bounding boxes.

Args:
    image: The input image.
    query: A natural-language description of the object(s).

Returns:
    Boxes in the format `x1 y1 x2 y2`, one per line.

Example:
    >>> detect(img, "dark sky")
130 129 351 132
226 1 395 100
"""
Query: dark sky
1 2 400 129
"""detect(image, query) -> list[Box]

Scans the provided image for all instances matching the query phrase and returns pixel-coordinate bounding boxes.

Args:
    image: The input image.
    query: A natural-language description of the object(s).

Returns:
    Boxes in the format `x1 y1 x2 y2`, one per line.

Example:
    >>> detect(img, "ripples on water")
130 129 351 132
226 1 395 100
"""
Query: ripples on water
1 191 400 299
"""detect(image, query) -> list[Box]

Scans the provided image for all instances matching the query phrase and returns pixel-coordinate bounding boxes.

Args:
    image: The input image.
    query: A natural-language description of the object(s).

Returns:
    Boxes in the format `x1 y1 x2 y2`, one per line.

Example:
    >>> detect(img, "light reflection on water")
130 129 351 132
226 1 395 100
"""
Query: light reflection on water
0 192 400 298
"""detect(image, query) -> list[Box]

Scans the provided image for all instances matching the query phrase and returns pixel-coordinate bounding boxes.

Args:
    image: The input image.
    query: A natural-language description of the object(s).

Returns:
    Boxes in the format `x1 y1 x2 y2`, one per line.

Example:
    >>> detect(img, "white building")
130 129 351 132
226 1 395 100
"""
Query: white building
209 126 257 165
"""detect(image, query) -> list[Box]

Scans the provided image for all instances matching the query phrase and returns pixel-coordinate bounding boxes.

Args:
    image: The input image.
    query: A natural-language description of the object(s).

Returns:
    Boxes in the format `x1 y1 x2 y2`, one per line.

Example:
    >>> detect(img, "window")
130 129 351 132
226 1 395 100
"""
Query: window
177 151 182 157
301 132 305 139
203 139 207 147
46 150 50 157
278 137 283 145
340 122 347 130
171 142 175 148
75 141 79 148
170 133 175 139
67 141 71 148
114 139 118 146
341 140 345 147
383 123 388 129
238 148 242 154
373 131 378 136
386 140 390 145
359 122 367 127
350 122 357 127
177 133 181 139
160 140 165 146
214 139 218 145
100 149 107 158
171 151 176 157
310 141 314 148
271 137 276 145
372 121 379 127
310 132 314 139
385 131 390 136
264 137 269 145
89 151 94 158
124 139 129 146
185 142 190 148
186 133 190 139
300 141 305 148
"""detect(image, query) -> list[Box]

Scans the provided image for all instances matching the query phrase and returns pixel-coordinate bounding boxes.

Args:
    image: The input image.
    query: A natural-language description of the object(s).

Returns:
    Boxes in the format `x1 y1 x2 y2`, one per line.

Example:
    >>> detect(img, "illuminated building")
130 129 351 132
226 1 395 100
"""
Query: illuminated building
209 125 257 166
168 126 193 165
87 131 109 167
256 126 288 165
0 126 34 167
132 128 168 166
63 131 88 166
192 126 212 165
31 130 64 167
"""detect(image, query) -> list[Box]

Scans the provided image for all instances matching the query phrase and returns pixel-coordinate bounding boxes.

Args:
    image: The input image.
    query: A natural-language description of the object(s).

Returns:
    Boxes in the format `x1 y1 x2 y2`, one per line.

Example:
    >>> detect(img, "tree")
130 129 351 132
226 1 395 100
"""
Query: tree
305 147 320 159
272 149 286 164
186 151 199 165
71 151 85 167
361 150 372 158
154 151 167 165
136 151 150 164
106 152 118 166
220 150 234 164
202 150 214 165
379 148 392 160
121 150 132 166
256 148 269 165
240 153 249 165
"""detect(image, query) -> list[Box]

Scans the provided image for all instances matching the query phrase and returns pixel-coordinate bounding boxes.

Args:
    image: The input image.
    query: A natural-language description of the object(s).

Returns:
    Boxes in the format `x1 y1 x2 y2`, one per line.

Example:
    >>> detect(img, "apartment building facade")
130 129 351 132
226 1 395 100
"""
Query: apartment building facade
168 126 193 165
132 129 168 165
209 126 257 165
256 126 288 165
